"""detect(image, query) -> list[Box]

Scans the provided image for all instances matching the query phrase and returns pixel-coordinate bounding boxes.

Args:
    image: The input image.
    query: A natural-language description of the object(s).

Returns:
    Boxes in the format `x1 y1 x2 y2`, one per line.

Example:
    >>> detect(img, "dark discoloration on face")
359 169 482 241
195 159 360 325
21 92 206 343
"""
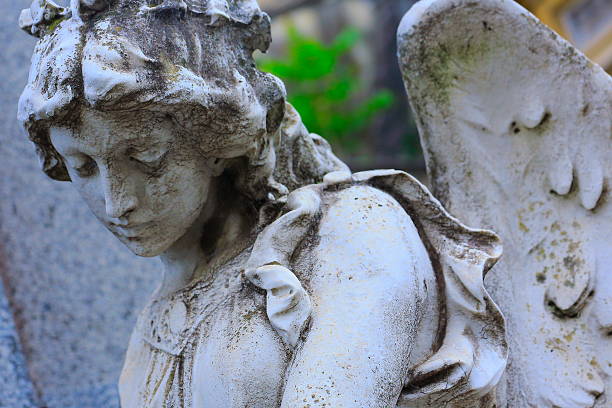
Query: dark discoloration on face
50 107 217 257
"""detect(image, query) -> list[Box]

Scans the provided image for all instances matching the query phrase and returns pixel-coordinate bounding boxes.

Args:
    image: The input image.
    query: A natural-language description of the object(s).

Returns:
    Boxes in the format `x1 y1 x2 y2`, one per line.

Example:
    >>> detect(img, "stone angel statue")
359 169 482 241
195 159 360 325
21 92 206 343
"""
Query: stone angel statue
18 0 507 406
399 0 611 407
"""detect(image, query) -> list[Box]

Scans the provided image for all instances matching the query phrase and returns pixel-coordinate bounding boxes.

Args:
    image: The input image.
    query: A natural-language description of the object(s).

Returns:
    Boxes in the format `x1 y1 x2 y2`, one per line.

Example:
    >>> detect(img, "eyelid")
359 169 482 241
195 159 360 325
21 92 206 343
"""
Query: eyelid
67 155 97 177
130 150 168 166
64 155 85 168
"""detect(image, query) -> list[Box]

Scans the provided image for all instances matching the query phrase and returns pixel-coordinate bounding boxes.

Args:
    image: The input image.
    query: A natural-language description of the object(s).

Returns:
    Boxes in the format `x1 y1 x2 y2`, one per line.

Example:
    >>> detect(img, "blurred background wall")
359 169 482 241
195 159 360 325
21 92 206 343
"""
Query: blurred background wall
260 0 425 177
0 0 610 407
257 0 611 180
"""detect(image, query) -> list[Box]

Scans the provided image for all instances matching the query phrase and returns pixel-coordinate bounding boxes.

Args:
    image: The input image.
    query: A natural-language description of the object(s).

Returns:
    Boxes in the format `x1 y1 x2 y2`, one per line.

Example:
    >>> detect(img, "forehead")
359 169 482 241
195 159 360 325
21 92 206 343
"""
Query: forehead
50 108 176 154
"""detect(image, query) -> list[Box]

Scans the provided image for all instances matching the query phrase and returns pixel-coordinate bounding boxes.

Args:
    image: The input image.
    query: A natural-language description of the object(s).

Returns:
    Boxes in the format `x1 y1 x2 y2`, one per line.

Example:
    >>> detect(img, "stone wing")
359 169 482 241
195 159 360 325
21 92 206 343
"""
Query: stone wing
398 0 611 407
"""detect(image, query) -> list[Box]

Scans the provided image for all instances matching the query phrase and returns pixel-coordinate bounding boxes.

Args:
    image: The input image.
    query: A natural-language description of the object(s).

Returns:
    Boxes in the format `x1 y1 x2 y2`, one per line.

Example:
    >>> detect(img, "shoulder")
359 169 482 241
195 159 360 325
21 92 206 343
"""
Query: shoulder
317 183 421 251
297 183 435 293
322 183 408 222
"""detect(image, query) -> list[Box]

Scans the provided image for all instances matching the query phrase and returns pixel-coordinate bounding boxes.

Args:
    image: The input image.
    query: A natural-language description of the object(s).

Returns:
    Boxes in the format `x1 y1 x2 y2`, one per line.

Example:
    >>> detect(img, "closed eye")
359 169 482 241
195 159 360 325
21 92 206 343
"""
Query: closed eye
66 155 98 178
130 150 169 171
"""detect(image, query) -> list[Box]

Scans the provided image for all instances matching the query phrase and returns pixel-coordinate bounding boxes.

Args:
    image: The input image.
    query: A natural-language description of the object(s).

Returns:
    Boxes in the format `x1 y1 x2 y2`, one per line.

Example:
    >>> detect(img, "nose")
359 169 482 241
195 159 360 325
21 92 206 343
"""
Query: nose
99 166 139 221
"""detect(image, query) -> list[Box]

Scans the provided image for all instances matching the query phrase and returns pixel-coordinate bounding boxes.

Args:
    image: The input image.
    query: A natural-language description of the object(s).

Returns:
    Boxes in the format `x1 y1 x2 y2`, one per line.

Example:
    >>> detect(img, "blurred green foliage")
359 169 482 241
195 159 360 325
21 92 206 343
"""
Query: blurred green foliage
257 26 394 152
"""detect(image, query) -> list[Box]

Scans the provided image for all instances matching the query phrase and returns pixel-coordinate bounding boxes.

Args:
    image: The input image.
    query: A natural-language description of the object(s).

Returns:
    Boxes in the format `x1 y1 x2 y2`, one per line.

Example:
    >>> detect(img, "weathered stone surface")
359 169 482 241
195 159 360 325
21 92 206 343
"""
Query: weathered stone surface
399 0 611 406
1 1 158 406
13 0 508 406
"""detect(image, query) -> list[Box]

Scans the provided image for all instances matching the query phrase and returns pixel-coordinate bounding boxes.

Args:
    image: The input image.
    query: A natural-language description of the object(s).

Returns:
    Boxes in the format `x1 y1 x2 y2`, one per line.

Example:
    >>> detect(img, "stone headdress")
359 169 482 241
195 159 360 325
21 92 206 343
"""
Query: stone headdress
20 1 266 36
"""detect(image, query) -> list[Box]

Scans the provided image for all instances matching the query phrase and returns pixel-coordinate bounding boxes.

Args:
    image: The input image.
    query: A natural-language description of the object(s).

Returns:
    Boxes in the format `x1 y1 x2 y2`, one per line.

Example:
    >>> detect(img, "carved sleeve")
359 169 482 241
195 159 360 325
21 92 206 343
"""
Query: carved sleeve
245 170 507 407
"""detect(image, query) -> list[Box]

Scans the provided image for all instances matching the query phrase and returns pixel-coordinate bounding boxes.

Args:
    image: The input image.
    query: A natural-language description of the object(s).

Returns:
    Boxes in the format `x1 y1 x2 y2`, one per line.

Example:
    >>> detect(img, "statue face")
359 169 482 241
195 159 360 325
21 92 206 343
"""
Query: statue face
50 108 216 257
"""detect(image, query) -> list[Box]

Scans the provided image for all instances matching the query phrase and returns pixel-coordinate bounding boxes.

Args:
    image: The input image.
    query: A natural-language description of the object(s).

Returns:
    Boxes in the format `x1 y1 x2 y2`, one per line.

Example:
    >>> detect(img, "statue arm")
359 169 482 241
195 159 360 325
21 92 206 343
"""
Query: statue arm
280 185 435 408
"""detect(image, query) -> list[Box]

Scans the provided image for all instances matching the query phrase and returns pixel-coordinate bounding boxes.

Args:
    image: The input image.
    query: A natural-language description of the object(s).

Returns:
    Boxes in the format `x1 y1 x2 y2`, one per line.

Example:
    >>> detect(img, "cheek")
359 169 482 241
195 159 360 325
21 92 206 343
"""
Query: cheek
144 175 180 215
145 161 211 218
72 177 107 219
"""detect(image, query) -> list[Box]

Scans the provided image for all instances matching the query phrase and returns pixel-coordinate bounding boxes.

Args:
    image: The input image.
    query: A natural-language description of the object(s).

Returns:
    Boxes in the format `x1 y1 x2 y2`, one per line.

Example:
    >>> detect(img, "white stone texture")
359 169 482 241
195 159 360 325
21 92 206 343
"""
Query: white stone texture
398 0 612 407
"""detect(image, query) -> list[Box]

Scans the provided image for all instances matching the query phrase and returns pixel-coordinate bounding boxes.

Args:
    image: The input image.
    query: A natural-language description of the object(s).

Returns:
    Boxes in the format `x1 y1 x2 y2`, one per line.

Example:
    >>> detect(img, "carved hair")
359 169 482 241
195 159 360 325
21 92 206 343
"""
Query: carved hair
18 0 348 203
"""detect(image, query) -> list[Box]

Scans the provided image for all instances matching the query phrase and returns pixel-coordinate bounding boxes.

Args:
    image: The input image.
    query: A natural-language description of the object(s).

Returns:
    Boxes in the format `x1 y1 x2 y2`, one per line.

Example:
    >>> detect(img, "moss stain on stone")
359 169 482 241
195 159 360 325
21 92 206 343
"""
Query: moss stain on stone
47 15 68 34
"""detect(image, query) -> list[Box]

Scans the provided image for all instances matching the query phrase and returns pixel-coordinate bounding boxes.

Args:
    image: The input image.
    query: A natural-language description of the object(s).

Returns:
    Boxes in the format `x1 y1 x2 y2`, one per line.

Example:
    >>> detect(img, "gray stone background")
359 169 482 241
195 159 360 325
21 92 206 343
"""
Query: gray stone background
0 2 159 407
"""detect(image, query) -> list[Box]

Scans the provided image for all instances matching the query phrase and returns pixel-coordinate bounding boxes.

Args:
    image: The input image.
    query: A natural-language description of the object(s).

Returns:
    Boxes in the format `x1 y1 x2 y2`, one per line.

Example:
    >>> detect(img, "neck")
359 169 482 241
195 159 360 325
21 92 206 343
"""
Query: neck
156 177 255 297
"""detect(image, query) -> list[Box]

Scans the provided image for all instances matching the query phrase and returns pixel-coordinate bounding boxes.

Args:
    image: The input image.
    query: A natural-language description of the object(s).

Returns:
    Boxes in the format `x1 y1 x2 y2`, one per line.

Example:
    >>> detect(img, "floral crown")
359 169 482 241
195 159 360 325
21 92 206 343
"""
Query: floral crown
19 0 263 38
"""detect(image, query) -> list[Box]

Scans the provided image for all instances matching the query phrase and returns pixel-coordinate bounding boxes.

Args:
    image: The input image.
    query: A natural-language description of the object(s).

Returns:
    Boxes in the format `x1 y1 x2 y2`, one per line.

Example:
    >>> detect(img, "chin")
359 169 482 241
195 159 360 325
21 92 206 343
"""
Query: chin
118 235 175 258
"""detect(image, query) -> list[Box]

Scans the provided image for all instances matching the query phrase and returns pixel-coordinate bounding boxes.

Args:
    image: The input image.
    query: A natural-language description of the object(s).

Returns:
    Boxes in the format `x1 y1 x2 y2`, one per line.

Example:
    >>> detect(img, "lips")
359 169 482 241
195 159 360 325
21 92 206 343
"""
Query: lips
110 221 152 238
